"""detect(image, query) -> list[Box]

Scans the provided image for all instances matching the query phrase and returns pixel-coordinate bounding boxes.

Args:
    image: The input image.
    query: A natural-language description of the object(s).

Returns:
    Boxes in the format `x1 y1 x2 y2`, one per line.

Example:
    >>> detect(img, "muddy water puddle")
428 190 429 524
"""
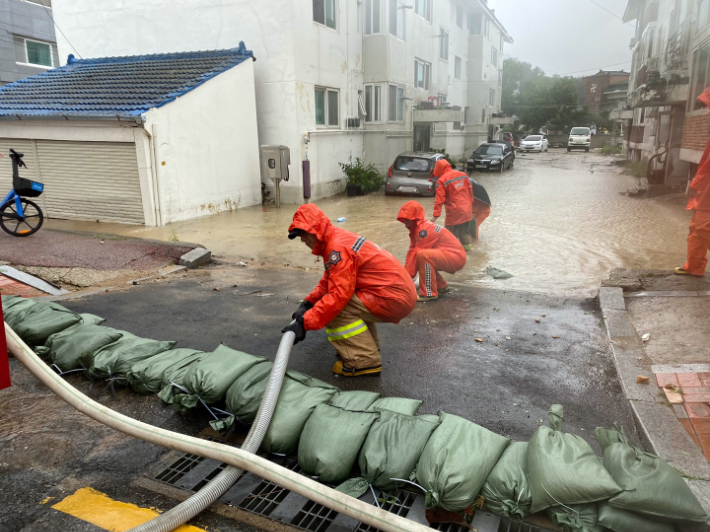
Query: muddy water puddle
48 152 692 297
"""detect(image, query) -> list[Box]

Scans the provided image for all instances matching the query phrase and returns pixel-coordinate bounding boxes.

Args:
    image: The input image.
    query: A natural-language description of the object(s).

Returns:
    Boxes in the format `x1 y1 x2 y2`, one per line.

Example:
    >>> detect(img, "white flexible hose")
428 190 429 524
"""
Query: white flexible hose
5 323 430 532
129 330 295 532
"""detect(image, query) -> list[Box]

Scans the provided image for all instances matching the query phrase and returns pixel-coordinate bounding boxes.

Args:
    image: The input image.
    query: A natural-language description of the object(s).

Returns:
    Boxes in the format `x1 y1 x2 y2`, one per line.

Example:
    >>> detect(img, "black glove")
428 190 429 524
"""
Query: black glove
292 300 314 321
282 315 306 344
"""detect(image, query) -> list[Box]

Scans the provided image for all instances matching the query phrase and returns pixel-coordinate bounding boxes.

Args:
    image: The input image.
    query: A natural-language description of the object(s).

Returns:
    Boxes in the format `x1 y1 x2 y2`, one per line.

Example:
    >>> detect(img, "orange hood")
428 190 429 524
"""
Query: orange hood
288 204 333 255
433 159 452 178
699 86 710 109
397 201 426 223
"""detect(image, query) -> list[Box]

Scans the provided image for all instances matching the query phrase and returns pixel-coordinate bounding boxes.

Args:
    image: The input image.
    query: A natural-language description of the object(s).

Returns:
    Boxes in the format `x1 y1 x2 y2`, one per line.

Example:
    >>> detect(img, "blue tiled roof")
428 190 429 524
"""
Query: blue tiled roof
0 42 255 119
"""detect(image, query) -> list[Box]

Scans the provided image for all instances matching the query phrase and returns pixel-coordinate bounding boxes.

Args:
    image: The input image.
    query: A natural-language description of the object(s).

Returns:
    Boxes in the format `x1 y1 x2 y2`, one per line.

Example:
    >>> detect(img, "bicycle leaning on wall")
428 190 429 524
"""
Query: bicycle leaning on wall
0 149 44 237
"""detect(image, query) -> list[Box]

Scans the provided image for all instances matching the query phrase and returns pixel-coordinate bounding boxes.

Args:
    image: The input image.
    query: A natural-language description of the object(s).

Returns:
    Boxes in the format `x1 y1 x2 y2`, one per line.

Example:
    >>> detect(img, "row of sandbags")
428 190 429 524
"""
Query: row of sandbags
2 296 708 531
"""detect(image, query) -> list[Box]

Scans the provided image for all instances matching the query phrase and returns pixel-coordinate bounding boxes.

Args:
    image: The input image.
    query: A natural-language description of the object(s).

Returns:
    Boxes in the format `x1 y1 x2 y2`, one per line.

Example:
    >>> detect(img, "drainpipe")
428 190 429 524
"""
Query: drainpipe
142 124 163 227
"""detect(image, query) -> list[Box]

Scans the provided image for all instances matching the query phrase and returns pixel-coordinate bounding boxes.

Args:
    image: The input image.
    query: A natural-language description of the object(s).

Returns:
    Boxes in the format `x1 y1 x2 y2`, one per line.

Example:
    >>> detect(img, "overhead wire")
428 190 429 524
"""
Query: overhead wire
34 0 83 59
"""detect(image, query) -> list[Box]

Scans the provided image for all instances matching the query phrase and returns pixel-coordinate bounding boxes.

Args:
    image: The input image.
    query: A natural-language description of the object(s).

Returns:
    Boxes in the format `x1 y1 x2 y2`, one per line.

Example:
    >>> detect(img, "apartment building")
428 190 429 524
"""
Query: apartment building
0 0 58 86
579 70 630 114
621 0 709 186
52 0 511 205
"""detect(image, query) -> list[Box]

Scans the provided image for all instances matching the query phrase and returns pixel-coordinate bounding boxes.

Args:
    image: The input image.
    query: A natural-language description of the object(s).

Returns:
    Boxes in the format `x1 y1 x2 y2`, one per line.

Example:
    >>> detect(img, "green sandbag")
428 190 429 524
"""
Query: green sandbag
595 424 707 522
598 502 676 532
416 411 510 512
12 301 82 346
128 349 206 394
1 295 37 328
260 372 338 455
35 314 105 358
546 504 605 532
417 414 440 423
86 332 176 381
298 403 379 483
480 442 533 520
337 409 439 498
173 344 267 411
157 350 209 403
37 324 123 373
369 397 422 416
330 390 380 410
211 361 275 428
527 405 621 513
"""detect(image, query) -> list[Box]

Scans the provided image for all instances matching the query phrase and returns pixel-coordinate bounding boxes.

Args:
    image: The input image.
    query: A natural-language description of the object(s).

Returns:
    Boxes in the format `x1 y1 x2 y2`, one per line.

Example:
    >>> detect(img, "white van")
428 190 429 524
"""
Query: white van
568 127 591 152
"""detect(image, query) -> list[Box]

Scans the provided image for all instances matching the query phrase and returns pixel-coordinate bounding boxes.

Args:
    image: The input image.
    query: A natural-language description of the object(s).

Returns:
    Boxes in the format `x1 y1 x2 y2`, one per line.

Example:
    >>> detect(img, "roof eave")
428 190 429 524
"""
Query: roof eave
0 114 144 122
622 0 640 23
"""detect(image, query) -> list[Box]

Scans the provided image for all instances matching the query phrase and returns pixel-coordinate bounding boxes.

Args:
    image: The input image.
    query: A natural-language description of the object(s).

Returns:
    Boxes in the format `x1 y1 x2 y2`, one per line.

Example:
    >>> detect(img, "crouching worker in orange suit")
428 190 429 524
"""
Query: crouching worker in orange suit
676 86 710 278
398 201 467 302
431 159 475 251
283 204 417 377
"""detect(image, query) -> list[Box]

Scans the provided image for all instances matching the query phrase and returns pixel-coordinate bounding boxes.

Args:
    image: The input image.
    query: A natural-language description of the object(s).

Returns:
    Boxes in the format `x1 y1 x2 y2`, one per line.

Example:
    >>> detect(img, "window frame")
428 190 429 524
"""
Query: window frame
491 47 497 66
365 0 381 35
469 13 481 35
489 89 496 107
414 0 431 22
315 87 340 128
414 58 431 89
699 0 710 32
690 40 710 112
313 0 337 30
484 16 490 38
23 38 53 68
456 5 463 28
439 28 449 61
389 0 406 41
454 56 462 79
364 83 384 123
388 83 405 122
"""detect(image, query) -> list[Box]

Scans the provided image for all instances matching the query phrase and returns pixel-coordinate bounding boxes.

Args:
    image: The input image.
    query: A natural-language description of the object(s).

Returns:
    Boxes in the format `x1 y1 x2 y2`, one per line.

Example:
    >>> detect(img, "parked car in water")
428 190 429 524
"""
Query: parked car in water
492 139 515 160
567 127 591 152
385 152 445 196
519 135 548 153
467 142 514 173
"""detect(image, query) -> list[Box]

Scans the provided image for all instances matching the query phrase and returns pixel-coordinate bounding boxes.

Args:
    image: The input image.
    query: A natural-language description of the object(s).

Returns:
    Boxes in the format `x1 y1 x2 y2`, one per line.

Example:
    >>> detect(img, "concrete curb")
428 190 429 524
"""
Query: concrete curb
599 287 710 525
44 228 206 253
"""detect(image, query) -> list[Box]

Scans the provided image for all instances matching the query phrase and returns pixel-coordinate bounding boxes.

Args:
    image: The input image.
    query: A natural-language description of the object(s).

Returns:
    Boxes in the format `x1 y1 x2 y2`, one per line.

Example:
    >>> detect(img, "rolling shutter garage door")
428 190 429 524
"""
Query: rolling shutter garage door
35 140 145 224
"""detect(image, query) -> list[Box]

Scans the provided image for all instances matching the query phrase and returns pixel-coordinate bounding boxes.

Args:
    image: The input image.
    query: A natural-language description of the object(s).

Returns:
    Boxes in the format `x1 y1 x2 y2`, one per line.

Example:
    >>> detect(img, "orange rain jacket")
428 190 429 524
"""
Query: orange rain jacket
687 87 710 212
432 159 474 225
289 204 417 331
397 201 467 277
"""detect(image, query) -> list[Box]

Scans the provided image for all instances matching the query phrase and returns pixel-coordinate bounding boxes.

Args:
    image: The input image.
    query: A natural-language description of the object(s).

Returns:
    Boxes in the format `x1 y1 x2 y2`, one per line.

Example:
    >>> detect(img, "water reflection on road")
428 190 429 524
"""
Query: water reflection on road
49 152 692 297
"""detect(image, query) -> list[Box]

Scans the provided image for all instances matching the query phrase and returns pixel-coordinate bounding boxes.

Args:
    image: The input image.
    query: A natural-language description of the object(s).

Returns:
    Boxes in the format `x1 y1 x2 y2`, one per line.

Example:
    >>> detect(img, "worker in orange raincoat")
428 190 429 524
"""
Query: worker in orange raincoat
431 159 475 250
676 86 710 278
283 204 417 377
398 201 467 301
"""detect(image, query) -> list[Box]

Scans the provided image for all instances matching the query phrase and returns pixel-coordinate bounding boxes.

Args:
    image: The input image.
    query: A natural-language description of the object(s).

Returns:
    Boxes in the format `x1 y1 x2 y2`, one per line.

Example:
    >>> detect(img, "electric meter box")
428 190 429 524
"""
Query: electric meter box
261 145 290 181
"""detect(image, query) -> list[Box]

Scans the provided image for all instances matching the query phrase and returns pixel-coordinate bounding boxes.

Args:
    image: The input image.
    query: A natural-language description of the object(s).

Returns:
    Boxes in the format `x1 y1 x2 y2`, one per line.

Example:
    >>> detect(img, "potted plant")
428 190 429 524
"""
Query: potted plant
339 158 385 197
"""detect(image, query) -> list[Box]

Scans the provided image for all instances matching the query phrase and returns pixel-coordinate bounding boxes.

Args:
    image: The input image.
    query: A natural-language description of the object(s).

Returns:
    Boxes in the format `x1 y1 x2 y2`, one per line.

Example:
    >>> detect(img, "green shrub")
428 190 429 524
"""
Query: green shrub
600 145 622 156
624 158 649 178
339 158 385 194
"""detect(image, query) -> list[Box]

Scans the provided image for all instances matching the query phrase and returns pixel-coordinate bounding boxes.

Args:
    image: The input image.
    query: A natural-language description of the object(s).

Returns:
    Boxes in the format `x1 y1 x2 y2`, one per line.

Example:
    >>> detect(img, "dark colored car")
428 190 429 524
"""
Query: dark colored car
385 152 445 196
467 143 514 173
492 139 515 160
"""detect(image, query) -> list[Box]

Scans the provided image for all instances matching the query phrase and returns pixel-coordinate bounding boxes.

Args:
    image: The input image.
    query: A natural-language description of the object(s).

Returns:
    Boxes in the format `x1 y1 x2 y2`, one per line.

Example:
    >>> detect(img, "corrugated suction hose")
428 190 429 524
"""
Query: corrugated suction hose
5 322 428 532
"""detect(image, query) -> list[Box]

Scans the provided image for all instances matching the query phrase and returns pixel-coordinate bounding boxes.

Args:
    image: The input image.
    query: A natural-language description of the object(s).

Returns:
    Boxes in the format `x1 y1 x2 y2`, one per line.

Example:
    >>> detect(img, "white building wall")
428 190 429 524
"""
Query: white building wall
143 60 261 224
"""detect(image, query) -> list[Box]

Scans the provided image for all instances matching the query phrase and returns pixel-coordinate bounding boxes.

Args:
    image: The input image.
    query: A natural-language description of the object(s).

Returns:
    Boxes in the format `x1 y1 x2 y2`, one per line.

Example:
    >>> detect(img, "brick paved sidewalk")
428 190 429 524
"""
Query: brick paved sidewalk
0 274 44 297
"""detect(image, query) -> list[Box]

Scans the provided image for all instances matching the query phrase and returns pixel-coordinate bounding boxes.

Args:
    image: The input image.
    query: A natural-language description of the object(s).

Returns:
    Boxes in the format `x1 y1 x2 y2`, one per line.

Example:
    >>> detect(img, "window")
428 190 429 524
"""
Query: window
500 34 504 51
699 0 710 30
439 28 449 60
415 0 431 22
469 14 481 35
313 0 336 29
388 84 405 121
364 84 382 122
454 56 462 79
25 39 52 67
489 89 496 106
590 83 597 93
491 47 497 66
484 17 490 38
456 5 463 28
365 0 381 34
414 58 431 89
647 29 654 58
498 69 502 86
438 93 448 105
315 88 339 126
691 42 710 111
389 0 406 40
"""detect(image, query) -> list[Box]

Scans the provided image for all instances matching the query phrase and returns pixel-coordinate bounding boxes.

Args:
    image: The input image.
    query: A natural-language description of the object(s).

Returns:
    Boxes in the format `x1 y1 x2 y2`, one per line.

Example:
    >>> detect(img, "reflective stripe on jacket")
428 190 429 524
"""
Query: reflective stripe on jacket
433 159 474 225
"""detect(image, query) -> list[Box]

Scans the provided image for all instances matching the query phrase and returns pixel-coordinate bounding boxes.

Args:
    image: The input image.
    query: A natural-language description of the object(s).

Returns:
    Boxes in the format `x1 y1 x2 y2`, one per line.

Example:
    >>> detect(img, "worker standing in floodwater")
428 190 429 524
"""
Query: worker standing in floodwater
398 201 466 302
469 178 492 239
676 86 710 278
431 159 475 250
283 204 417 377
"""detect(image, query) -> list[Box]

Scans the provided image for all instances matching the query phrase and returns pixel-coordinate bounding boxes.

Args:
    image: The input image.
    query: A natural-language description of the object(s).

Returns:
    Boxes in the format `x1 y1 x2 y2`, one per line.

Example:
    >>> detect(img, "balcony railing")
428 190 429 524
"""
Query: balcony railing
636 65 648 88
666 21 690 71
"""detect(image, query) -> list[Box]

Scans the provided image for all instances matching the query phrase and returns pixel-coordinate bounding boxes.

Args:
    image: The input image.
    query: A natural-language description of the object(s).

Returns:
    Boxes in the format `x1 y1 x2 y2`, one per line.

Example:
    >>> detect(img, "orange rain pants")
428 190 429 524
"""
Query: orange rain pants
471 201 491 239
416 249 466 298
683 210 710 276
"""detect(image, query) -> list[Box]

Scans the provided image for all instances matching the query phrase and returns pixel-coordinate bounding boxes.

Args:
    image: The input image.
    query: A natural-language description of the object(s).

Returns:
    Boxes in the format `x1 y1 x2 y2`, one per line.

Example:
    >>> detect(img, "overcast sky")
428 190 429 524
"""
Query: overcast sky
487 0 636 78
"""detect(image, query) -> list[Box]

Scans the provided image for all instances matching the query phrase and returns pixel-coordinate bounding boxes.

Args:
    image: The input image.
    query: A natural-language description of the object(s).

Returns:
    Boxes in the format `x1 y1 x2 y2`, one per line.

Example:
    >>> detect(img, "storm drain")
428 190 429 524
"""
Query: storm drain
152 448 550 532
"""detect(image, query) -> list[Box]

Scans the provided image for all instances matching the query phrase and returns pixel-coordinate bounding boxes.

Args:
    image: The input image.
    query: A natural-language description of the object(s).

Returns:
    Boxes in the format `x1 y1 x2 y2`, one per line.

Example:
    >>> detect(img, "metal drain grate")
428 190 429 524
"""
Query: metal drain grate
291 499 340 532
355 490 417 532
154 453 205 484
238 460 300 516
192 462 228 491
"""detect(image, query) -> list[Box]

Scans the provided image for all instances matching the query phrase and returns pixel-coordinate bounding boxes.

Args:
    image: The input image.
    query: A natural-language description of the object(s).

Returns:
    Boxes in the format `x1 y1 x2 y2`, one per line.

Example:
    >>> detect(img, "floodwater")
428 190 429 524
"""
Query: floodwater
48 151 693 297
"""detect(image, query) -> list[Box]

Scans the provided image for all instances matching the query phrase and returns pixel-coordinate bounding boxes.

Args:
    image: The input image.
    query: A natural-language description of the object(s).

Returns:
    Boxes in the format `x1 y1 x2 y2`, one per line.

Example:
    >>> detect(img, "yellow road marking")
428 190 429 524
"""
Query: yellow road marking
51 487 208 532
40 496 54 505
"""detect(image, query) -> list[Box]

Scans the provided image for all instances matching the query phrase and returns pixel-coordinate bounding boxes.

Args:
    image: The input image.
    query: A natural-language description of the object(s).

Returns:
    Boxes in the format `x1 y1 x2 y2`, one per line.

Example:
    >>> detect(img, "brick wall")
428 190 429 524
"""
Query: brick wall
682 111 710 152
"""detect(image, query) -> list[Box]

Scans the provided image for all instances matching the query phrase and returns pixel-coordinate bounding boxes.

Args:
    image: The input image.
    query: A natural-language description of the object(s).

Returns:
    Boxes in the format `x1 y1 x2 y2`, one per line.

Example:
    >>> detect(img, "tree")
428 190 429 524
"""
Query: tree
501 58 545 117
